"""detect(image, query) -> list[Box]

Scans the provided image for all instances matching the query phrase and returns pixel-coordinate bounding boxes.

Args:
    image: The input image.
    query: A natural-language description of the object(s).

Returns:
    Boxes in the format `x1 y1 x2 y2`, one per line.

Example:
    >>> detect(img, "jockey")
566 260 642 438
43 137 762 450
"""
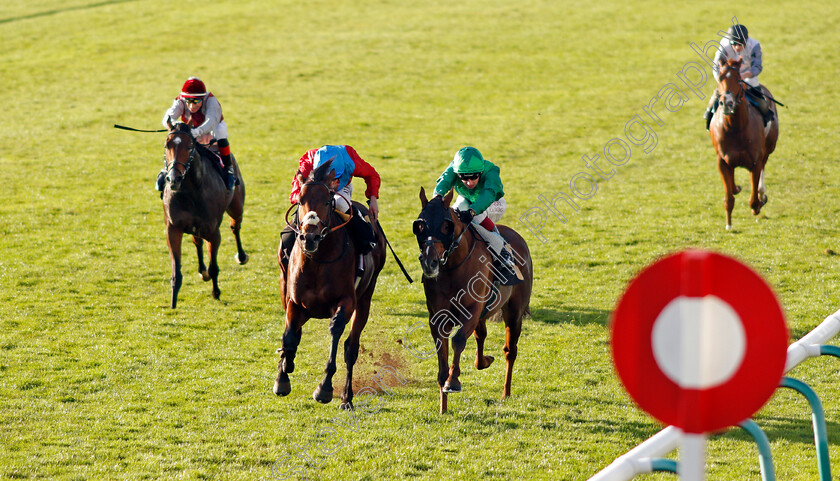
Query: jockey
703 24 775 130
280 145 380 274
433 146 516 273
158 77 236 191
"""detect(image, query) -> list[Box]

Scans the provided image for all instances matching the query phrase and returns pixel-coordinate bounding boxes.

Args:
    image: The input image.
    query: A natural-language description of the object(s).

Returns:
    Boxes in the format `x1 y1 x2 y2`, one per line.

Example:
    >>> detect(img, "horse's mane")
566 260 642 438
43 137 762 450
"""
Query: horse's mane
311 158 335 183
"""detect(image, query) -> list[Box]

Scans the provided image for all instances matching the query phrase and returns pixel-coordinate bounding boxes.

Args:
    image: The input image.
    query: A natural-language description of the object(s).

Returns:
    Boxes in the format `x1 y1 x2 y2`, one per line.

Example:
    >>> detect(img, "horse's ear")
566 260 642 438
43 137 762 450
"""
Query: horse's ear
419 187 428 207
296 170 306 186
718 57 727 68
442 189 454 207
166 117 174 131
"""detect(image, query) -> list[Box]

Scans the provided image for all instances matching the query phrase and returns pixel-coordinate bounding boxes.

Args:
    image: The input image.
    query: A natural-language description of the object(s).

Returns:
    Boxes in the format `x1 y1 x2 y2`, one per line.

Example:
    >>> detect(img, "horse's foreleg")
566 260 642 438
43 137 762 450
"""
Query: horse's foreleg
473 318 494 370
749 164 764 215
314 297 353 404
501 304 524 400
433 329 450 414
717 158 736 230
443 328 467 395
193 236 210 281
339 290 374 409
274 302 307 397
166 226 184 309
206 231 222 300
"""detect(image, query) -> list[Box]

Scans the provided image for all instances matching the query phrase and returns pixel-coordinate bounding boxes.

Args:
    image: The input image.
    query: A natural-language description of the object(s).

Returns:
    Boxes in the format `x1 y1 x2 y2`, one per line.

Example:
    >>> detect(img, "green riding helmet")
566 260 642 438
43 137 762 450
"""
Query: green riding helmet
453 146 486 174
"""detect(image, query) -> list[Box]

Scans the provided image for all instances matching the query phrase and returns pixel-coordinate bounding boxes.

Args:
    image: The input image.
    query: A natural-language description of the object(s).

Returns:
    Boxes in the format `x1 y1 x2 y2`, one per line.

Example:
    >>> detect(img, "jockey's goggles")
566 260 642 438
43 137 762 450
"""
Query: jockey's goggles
184 97 203 104
458 173 480 181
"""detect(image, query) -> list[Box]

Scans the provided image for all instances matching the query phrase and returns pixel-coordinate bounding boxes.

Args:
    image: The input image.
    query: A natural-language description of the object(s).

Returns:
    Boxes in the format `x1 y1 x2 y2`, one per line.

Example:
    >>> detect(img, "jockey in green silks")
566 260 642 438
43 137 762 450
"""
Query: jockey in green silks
433 146 516 272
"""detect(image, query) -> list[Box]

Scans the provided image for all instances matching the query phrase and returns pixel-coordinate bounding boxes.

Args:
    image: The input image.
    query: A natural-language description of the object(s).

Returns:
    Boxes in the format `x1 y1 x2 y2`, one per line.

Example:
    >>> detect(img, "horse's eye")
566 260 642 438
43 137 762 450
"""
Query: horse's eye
441 220 453 235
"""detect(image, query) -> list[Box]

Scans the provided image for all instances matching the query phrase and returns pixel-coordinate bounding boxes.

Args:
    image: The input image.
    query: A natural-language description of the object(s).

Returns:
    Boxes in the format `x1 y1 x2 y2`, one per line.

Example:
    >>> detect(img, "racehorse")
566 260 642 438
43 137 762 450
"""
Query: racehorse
413 188 533 414
274 160 386 409
710 58 779 230
162 120 248 309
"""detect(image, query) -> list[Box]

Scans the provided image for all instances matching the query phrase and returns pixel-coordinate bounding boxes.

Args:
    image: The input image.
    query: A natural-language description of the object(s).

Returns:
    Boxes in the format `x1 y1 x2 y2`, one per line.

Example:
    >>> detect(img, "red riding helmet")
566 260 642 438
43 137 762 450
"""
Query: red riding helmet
180 77 207 98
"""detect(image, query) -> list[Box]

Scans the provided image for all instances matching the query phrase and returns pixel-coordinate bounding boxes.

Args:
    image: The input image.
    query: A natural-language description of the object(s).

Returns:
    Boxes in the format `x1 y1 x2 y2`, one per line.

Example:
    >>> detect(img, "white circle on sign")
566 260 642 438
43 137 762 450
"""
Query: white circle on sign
651 296 746 389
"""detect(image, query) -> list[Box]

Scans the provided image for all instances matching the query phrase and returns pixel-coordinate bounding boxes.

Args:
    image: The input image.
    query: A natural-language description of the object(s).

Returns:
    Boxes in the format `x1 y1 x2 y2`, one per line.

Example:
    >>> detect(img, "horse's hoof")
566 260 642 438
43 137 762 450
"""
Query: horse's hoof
274 380 291 396
339 401 354 411
313 385 333 404
734 185 742 195
725 224 732 231
200 270 211 281
235 252 249 265
476 355 494 370
212 289 221 300
442 379 462 393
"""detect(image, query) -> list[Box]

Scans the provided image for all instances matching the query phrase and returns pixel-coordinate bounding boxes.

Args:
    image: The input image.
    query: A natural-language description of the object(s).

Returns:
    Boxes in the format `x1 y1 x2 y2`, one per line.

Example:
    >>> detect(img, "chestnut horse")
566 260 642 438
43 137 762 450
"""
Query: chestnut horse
274 160 386 409
413 188 533 414
710 58 779 230
162 121 247 309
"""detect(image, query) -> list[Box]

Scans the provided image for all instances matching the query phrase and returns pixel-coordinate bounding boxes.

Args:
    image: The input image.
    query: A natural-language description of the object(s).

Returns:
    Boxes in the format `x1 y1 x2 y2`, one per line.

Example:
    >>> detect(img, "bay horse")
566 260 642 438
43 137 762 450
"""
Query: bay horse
162 121 248 309
413 188 533 414
274 160 386 409
710 58 779 230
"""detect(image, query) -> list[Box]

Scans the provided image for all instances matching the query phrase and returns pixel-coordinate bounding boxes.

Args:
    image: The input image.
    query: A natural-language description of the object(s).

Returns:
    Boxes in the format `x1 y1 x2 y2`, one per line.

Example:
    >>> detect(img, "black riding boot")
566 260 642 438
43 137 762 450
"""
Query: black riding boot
346 209 376 255
155 169 166 192
704 91 719 130
279 224 296 267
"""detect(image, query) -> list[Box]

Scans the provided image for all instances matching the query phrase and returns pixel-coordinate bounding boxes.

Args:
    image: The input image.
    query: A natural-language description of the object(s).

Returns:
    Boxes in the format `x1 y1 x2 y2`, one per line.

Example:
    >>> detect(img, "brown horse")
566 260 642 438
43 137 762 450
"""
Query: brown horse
274 160 386 409
710 58 779 230
162 121 248 309
413 188 533 414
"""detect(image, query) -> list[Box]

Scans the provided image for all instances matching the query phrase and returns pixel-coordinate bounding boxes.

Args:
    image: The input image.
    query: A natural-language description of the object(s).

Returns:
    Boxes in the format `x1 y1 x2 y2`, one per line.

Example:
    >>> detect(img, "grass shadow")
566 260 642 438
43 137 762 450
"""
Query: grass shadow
530 307 611 326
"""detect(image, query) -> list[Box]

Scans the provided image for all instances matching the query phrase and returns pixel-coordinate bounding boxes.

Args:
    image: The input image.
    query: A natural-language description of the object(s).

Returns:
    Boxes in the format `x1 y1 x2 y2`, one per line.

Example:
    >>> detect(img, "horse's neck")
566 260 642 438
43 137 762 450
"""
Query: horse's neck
443 225 480 274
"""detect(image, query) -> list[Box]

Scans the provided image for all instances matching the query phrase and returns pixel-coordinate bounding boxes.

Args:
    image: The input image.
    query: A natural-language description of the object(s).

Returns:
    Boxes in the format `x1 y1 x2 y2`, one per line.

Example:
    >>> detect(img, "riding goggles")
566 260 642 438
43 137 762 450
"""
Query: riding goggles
458 173 480 181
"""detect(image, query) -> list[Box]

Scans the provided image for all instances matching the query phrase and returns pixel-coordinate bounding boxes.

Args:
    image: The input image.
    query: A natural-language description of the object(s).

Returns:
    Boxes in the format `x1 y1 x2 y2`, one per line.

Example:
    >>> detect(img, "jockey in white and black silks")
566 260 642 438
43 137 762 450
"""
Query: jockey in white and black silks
703 24 775 130
157 77 237 191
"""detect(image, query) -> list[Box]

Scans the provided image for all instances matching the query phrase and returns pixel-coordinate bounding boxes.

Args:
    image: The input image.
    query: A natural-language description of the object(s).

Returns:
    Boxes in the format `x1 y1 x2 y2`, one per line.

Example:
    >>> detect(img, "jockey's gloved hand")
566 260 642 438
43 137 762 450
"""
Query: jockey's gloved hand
190 128 200 138
457 209 475 224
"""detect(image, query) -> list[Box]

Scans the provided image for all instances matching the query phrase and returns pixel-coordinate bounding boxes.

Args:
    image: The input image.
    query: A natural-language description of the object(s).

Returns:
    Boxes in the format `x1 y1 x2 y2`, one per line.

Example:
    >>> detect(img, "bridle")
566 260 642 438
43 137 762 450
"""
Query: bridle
718 66 746 114
284 181 353 250
413 206 472 268
164 130 198 182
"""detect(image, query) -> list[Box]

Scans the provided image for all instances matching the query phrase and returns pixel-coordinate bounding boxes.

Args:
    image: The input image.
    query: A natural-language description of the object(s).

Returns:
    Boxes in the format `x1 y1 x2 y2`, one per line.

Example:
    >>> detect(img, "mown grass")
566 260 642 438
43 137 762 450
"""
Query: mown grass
2 0 840 479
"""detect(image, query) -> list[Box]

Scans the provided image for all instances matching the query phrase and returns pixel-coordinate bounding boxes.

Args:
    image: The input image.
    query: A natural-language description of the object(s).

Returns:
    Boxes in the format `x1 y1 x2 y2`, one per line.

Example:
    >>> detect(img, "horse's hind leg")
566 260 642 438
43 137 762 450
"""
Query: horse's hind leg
473 318 494 370
193 236 210 281
339 288 375 409
227 174 248 265
166 226 184 309
206 230 222 300
314 298 353 404
274 302 307 397
757 166 768 205
717 157 736 230
501 304 524 399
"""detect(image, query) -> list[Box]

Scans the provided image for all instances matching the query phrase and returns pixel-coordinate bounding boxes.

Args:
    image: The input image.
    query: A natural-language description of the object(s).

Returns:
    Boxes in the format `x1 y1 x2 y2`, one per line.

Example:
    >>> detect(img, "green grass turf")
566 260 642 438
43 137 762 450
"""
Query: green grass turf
2 0 840 479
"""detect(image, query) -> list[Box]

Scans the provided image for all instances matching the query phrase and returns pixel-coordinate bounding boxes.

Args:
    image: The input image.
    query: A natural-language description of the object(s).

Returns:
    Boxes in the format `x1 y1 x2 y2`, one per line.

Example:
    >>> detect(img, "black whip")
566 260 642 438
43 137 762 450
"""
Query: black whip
376 221 413 283
113 124 167 132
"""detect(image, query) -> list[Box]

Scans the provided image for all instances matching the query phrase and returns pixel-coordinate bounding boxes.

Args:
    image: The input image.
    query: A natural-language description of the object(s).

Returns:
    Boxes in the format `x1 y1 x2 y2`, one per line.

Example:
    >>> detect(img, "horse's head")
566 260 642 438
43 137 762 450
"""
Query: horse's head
164 120 197 191
414 187 459 278
296 159 338 254
717 58 746 116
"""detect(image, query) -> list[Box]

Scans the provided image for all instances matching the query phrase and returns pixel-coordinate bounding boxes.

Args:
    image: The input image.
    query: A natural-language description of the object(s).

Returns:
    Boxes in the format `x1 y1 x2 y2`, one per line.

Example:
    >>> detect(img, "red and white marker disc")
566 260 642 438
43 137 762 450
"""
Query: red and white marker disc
611 249 788 434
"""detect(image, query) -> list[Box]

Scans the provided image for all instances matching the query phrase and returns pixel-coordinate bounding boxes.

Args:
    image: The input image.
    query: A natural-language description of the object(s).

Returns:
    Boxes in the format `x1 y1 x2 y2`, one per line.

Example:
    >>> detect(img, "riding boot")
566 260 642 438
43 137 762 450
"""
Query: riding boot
155 169 166 192
279 225 295 267
704 91 719 130
347 209 376 255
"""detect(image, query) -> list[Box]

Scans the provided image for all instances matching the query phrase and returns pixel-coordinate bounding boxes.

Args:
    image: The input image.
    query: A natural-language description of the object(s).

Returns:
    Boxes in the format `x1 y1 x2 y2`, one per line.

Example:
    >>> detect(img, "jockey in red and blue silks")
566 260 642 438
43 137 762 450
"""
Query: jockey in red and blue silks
281 145 381 273
157 77 237 191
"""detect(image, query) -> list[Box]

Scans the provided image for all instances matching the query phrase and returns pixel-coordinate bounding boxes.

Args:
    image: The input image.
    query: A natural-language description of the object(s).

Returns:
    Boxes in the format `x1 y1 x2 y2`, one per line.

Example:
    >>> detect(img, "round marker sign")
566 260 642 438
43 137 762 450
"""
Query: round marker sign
611 250 788 434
